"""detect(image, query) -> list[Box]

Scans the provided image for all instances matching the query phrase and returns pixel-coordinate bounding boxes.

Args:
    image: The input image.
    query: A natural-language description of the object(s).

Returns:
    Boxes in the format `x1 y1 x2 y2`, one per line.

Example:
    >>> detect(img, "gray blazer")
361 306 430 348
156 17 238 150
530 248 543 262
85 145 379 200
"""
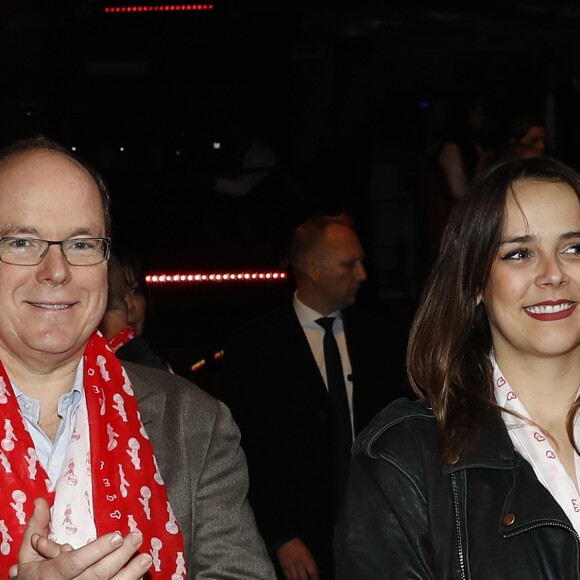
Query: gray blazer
124 361 276 579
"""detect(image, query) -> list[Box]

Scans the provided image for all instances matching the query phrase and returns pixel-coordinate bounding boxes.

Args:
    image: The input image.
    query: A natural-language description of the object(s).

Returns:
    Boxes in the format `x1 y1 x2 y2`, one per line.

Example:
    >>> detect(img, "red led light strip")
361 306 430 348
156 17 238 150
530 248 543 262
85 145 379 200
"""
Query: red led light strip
146 271 288 284
104 4 214 13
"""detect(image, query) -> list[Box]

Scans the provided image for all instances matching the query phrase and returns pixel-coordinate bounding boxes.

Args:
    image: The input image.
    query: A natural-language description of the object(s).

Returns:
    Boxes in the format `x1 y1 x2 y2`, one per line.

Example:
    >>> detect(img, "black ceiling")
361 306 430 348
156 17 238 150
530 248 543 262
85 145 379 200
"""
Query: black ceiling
2 1 580 192
1 1 578 152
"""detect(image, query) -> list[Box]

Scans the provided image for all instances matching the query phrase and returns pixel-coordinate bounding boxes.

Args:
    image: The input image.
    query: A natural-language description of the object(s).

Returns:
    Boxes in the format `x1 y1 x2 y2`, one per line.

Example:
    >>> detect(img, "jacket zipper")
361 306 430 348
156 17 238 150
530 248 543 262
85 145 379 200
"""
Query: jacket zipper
504 520 580 540
505 521 580 576
451 473 467 580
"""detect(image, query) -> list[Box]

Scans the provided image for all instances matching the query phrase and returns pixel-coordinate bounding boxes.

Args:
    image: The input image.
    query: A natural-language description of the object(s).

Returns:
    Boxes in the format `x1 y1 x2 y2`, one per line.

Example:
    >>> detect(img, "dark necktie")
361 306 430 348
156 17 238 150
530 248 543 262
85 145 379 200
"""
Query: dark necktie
315 316 353 500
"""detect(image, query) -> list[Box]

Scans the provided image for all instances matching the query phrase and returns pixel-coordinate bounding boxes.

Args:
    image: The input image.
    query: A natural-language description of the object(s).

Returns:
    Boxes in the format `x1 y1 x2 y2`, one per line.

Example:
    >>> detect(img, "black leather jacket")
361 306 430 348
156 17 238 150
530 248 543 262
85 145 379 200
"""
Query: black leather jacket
334 398 580 579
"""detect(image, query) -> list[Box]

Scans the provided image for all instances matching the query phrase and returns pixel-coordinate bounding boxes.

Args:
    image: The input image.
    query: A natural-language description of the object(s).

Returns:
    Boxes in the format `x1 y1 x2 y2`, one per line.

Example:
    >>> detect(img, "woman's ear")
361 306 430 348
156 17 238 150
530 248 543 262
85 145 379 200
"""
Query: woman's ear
476 294 483 306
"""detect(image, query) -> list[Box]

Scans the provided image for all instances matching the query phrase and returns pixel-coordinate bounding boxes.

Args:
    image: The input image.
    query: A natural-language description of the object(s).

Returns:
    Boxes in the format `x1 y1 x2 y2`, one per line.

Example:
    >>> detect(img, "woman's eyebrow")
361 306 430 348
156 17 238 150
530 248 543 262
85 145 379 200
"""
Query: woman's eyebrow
501 231 580 244
561 231 580 241
500 234 534 245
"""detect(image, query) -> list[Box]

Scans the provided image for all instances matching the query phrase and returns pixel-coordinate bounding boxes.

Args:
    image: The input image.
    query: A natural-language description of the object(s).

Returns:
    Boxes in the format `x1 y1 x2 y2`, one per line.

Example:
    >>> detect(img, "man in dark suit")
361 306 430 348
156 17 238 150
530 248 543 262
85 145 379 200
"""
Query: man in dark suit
220 213 408 579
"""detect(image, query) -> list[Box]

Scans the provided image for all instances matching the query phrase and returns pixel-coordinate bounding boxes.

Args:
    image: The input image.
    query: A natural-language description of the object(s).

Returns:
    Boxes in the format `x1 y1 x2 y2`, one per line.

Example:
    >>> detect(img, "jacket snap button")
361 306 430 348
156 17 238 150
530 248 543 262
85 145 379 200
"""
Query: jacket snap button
502 513 516 526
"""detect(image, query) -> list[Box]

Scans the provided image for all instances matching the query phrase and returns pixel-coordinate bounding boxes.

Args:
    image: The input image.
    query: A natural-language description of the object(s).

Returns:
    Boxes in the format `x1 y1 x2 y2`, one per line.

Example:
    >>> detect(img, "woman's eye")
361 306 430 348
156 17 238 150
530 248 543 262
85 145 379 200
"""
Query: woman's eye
563 243 580 255
502 248 529 261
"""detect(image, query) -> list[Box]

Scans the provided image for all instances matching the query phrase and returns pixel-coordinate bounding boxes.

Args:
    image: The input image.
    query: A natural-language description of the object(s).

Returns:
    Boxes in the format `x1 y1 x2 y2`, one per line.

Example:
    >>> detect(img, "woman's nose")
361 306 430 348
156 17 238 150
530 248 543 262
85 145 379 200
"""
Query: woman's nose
536 255 568 287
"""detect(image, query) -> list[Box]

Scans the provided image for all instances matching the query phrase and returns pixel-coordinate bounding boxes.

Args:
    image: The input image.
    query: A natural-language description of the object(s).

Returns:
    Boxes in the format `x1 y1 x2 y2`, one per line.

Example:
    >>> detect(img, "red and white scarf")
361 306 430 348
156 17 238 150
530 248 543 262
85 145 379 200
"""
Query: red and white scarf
108 325 136 353
0 332 186 579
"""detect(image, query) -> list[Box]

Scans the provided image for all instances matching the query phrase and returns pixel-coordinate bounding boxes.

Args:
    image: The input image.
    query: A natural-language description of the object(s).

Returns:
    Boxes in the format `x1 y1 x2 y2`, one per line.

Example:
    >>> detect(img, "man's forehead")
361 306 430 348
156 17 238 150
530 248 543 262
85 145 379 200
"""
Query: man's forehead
0 153 99 204
0 151 105 232
0 148 90 183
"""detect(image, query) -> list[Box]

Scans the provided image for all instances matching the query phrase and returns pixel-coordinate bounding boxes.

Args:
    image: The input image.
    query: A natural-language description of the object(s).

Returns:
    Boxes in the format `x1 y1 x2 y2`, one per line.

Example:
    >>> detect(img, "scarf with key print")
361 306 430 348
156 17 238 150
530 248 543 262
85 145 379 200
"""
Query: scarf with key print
0 331 186 579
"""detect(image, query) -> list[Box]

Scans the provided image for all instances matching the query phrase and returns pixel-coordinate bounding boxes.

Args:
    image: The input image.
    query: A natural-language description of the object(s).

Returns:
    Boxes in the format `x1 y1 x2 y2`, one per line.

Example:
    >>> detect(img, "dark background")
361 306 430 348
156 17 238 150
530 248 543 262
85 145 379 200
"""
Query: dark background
2 1 580 386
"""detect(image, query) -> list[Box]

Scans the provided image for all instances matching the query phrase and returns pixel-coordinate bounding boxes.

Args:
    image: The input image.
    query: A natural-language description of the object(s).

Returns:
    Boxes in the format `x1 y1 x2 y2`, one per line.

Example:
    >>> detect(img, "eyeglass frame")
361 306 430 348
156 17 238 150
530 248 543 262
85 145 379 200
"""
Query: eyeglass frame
0 236 112 266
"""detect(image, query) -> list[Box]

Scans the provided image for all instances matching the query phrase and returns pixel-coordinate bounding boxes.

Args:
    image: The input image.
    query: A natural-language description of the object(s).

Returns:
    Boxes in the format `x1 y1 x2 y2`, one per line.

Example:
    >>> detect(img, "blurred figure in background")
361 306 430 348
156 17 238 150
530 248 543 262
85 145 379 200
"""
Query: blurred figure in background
115 247 149 337
219 213 407 579
115 246 174 372
506 114 547 157
123 259 147 336
478 114 547 173
99 252 171 371
436 93 496 200
411 91 499 288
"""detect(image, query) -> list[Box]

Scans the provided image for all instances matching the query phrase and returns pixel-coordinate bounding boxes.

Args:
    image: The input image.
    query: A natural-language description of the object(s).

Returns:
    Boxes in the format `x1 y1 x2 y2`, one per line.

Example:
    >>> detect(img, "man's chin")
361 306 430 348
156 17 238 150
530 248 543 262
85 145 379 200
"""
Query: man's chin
28 333 85 357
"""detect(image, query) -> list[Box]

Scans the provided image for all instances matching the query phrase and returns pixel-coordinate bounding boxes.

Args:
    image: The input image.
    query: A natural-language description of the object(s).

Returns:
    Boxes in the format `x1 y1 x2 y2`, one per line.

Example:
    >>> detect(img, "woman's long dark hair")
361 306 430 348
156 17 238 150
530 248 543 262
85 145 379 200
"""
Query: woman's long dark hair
407 156 580 464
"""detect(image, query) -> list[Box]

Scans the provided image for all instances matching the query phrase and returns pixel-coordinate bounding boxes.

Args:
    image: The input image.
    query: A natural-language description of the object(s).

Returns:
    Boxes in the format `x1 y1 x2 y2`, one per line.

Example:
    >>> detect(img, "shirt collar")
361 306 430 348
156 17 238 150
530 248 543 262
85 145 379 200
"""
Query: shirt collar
293 291 342 327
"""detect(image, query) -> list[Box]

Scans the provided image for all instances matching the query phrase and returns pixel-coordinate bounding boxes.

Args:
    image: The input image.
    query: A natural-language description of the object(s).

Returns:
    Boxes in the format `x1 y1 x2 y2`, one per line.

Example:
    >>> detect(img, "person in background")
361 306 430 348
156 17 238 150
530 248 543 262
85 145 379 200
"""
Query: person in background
335 156 580 578
219 213 407 579
506 114 547 157
99 252 170 371
436 94 494 200
478 114 547 172
114 246 175 373
116 247 148 337
411 91 498 287
0 135 275 579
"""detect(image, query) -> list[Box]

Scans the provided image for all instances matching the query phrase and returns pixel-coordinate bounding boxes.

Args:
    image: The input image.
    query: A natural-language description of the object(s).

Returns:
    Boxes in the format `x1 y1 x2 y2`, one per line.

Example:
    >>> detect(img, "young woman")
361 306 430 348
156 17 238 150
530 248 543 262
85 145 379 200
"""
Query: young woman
335 156 580 578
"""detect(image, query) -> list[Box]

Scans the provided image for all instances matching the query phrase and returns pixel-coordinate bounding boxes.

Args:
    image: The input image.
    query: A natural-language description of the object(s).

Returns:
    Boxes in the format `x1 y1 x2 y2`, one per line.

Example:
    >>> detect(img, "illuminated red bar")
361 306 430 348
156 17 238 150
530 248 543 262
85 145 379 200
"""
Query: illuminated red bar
145 271 288 284
104 4 214 13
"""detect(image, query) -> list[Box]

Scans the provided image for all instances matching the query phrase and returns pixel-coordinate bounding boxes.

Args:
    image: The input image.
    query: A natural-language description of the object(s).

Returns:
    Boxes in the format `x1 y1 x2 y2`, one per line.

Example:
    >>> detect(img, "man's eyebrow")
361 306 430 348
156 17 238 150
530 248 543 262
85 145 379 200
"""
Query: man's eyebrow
0 226 100 238
0 226 40 237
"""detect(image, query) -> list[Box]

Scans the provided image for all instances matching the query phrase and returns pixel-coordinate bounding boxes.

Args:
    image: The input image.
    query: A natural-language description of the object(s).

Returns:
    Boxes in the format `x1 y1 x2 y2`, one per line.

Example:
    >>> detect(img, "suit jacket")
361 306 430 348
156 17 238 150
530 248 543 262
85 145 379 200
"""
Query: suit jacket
218 301 408 578
124 361 276 579
117 335 170 371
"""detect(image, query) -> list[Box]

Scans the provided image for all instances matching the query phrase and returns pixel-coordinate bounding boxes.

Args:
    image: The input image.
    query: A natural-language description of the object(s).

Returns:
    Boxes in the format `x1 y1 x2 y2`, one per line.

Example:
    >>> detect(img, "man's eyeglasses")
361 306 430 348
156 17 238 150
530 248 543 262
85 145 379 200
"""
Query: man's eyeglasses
0 237 111 266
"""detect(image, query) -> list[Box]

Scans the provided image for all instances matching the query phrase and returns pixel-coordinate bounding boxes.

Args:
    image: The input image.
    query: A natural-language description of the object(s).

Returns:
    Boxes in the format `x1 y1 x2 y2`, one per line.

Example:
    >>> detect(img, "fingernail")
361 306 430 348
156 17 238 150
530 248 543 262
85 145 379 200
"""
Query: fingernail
130 533 144 547
110 532 123 547
139 553 153 568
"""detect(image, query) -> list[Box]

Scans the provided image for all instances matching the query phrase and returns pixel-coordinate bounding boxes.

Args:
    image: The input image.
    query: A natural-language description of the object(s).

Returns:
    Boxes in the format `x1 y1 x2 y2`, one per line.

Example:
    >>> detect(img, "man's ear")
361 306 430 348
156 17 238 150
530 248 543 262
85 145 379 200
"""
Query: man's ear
306 256 319 281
